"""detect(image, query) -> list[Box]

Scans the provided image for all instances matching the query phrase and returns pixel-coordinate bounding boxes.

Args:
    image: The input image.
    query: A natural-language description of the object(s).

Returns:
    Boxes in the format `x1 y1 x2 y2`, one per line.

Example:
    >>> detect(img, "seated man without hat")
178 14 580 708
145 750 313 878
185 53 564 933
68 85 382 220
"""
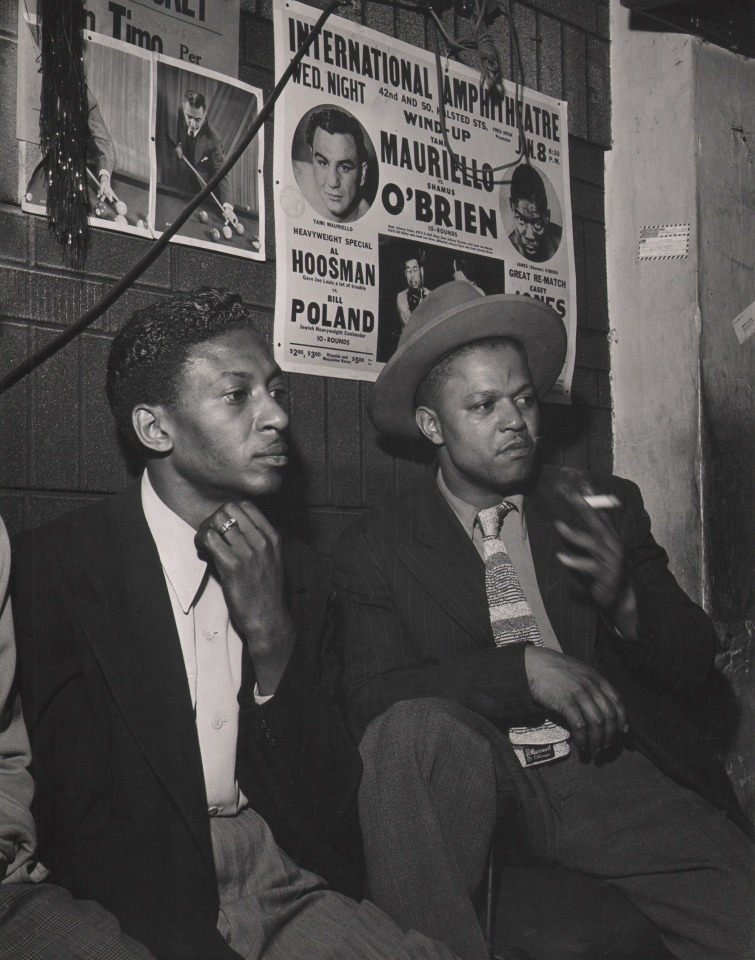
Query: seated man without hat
333 281 753 960
10 288 462 960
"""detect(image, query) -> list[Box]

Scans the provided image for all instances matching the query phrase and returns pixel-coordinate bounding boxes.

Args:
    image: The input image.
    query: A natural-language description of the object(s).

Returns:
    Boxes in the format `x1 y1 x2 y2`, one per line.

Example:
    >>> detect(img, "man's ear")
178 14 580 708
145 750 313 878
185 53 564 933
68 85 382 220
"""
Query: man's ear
132 404 173 455
415 406 444 447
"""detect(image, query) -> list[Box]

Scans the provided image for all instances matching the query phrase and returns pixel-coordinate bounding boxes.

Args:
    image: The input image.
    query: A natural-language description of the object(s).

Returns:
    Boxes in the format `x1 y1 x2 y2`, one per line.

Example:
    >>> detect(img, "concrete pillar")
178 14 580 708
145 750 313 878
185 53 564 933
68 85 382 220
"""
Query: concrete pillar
606 8 703 602
606 6 755 814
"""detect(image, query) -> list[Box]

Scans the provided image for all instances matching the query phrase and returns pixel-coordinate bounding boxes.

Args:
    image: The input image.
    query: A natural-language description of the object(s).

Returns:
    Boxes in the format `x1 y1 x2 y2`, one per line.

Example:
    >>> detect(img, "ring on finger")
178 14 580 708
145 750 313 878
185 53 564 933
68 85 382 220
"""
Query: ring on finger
219 517 239 537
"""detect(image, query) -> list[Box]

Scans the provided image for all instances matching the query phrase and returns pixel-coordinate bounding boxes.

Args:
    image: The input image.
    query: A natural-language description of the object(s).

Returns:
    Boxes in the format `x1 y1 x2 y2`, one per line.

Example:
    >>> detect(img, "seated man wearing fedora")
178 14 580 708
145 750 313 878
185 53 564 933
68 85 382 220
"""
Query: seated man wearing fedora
333 282 752 960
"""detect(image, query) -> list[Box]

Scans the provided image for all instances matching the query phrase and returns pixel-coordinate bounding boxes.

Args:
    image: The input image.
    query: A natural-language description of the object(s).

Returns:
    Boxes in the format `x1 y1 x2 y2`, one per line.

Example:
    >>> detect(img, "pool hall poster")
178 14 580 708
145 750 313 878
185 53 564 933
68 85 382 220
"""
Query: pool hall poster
17 3 265 261
273 0 576 393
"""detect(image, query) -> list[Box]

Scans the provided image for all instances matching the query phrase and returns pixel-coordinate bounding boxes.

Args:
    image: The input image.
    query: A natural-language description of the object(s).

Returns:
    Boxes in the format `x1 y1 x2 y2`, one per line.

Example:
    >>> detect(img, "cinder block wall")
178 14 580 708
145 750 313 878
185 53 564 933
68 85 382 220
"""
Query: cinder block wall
0 0 611 553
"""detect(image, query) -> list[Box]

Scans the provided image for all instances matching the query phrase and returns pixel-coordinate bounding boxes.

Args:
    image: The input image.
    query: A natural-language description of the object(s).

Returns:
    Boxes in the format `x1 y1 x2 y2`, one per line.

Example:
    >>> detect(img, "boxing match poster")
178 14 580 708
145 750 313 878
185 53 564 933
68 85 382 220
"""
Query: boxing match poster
17 1 265 261
273 0 576 395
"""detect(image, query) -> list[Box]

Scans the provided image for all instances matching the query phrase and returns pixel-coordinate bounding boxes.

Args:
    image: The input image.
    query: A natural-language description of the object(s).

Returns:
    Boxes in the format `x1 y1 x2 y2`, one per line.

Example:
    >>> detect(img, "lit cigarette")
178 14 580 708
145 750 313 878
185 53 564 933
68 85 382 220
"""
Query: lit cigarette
584 494 620 510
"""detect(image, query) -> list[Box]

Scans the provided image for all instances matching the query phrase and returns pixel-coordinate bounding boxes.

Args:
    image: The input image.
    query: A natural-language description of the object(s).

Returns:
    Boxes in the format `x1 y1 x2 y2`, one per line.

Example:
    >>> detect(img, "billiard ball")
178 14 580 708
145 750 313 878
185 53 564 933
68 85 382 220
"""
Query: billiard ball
199 211 209 223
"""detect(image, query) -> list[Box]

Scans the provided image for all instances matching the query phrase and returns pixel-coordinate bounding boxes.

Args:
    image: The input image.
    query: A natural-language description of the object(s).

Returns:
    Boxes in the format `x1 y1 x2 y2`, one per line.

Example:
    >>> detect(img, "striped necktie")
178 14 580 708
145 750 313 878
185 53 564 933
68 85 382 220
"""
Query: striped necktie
477 503 570 767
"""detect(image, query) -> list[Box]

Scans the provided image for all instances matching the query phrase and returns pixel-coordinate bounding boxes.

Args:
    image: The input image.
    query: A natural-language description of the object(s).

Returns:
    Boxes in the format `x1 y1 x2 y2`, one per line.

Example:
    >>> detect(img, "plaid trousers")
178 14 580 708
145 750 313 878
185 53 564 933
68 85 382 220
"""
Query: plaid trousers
0 882 156 960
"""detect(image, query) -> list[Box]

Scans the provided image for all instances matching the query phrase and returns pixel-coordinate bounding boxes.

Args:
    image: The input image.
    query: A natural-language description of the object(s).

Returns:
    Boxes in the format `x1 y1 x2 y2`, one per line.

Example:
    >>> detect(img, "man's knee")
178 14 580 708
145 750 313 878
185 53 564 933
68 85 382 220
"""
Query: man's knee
360 698 498 778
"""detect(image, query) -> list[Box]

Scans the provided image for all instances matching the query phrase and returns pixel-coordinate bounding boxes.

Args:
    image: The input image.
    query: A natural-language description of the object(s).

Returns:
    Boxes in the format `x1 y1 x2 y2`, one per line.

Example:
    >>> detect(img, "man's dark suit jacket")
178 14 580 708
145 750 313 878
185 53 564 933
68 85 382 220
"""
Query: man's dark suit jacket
334 465 747 833
11 484 364 960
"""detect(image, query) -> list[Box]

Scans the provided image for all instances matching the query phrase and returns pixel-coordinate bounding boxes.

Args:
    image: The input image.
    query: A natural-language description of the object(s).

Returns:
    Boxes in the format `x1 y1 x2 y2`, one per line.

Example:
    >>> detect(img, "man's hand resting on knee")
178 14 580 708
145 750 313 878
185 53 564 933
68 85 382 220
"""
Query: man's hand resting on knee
524 645 629 755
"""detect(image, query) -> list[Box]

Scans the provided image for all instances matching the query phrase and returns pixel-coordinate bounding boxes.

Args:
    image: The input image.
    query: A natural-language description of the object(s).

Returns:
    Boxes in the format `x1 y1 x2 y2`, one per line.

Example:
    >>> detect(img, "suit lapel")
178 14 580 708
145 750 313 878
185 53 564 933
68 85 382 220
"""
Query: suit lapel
71 485 214 870
398 479 494 648
400 470 598 661
526 467 597 663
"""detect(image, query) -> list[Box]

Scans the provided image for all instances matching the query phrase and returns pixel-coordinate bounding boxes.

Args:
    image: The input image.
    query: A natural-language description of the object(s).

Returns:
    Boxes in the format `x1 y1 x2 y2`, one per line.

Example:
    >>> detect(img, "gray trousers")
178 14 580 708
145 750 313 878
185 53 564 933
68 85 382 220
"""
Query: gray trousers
358 698 754 960
210 806 460 960
0 882 156 960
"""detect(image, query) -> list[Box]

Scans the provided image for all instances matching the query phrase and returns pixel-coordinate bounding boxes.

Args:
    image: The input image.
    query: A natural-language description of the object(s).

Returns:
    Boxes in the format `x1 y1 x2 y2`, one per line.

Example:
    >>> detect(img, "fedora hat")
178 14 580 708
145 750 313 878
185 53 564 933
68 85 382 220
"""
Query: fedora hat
369 281 567 437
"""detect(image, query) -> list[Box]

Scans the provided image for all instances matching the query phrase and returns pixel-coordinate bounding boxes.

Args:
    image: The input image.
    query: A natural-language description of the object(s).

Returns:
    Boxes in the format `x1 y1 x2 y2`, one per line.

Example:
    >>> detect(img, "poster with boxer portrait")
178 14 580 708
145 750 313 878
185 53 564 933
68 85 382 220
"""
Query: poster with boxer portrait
272 0 576 397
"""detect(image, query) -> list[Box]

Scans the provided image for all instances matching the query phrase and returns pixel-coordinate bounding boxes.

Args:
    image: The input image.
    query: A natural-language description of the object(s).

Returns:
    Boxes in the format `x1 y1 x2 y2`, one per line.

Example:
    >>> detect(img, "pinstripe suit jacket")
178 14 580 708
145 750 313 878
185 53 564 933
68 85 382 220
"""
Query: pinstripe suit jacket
334 464 746 828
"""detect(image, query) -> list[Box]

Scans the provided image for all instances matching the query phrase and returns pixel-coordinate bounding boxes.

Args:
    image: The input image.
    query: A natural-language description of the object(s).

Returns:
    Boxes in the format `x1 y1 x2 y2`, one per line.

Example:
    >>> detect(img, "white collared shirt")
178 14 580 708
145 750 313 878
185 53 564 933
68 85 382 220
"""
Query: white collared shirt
141 472 246 817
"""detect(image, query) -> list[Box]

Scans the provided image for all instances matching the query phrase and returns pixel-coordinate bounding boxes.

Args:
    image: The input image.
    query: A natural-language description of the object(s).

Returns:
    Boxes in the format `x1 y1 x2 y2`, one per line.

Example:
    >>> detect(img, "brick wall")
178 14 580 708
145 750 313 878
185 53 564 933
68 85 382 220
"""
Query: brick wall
0 0 611 556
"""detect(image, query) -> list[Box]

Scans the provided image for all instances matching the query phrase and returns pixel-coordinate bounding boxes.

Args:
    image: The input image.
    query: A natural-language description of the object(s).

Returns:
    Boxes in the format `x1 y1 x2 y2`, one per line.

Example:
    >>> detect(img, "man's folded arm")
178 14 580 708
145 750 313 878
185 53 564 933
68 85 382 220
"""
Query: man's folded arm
333 526 537 740
343 641 537 742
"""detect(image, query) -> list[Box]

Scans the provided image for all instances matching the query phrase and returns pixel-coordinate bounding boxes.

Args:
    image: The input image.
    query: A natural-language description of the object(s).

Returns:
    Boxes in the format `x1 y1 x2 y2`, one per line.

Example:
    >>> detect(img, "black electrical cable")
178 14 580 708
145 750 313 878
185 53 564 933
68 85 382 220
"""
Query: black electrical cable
342 0 528 149
0 0 348 397
429 0 529 183
2 0 528 395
